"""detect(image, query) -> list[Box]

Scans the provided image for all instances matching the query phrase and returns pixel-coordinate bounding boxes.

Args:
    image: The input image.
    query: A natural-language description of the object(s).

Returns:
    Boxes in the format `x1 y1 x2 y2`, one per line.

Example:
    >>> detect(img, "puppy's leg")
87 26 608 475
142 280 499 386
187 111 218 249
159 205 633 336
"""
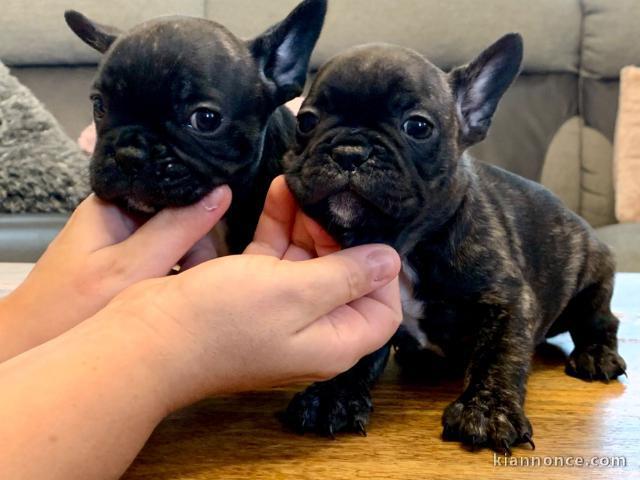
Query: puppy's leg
564 270 627 381
393 327 453 380
281 344 391 436
442 304 534 453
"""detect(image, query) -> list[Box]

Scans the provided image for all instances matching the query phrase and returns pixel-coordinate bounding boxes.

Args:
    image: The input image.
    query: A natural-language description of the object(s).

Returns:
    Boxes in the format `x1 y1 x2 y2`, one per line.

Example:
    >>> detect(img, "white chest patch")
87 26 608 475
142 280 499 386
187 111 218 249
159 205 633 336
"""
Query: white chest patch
399 261 446 357
328 192 365 228
126 199 156 214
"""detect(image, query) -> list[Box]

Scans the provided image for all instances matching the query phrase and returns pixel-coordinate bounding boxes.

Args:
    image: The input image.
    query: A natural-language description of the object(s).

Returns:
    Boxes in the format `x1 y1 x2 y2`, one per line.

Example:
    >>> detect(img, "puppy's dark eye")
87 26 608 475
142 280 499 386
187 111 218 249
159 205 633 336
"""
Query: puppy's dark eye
91 94 106 120
189 108 222 133
402 116 434 139
297 112 319 134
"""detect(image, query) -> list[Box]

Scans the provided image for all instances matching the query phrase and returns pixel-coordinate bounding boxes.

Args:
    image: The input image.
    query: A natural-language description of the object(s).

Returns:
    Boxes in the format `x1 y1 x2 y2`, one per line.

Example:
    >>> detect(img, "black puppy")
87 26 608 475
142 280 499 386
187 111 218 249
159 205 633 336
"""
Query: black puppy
64 0 326 252
283 35 627 452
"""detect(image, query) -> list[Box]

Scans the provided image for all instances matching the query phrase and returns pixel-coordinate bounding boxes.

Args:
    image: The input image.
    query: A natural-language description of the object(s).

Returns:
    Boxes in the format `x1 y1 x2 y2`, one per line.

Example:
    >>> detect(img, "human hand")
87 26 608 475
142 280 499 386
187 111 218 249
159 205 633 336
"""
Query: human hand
103 176 402 411
0 187 231 361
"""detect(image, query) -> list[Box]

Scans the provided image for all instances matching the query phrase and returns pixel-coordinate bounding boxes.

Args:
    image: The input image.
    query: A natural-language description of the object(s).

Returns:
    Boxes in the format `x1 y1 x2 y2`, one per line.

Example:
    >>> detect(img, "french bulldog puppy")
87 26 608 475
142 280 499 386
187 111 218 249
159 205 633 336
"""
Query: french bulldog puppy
283 34 627 453
64 0 327 252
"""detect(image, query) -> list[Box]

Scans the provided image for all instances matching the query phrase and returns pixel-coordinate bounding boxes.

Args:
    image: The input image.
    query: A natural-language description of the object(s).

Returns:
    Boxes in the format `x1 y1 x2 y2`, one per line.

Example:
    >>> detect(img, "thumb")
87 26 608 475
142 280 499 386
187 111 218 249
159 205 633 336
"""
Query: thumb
288 244 401 320
105 186 232 278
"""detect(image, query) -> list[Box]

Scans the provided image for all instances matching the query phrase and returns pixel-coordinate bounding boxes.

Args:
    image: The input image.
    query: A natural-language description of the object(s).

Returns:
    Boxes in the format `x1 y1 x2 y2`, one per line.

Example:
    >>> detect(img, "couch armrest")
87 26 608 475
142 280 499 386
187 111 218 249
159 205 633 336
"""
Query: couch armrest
595 222 640 272
0 214 68 262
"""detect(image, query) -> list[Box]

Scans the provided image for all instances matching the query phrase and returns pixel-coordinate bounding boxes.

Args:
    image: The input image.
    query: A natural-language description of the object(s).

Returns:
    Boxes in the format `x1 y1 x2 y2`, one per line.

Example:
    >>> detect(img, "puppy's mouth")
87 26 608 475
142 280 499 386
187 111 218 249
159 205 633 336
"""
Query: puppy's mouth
315 179 394 229
91 152 216 214
327 190 367 228
154 158 193 185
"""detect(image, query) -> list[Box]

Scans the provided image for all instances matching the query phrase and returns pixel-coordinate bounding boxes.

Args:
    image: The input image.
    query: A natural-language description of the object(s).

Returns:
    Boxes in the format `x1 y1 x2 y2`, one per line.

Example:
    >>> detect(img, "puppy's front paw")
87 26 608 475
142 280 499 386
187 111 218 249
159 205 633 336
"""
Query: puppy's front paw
442 393 534 454
280 382 372 437
566 344 627 382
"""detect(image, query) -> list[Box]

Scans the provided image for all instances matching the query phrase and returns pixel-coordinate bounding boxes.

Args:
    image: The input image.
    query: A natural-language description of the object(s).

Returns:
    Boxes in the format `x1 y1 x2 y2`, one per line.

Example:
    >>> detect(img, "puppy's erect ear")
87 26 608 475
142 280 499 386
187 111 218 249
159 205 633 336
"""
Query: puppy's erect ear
249 0 327 105
450 33 523 147
64 10 120 54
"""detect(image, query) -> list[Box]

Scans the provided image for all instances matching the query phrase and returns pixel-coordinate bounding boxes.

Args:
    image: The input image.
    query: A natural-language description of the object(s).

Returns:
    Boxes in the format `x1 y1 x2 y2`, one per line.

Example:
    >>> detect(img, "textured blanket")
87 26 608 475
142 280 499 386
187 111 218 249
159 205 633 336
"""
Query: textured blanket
0 61 88 213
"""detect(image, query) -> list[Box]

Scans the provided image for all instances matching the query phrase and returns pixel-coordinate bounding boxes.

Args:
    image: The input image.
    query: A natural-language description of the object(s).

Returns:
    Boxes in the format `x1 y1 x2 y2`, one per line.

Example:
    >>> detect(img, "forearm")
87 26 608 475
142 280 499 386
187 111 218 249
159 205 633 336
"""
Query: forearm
0 308 173 480
0 292 44 363
0 278 105 363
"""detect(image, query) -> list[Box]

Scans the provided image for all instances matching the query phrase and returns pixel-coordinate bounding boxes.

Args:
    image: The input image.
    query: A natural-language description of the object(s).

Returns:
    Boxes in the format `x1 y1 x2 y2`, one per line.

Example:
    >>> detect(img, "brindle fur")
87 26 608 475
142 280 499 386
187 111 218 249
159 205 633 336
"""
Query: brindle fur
282 35 626 453
65 1 327 252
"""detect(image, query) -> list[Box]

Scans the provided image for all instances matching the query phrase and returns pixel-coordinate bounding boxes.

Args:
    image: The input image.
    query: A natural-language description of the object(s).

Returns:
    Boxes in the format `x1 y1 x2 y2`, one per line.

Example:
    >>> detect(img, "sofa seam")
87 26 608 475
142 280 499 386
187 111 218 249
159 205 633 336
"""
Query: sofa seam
577 0 586 218
203 0 209 20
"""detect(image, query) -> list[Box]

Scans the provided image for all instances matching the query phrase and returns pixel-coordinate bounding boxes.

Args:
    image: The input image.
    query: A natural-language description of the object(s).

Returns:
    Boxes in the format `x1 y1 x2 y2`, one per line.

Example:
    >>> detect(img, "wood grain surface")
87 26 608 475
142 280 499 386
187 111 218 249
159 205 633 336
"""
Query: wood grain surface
0 265 636 478
122 275 640 480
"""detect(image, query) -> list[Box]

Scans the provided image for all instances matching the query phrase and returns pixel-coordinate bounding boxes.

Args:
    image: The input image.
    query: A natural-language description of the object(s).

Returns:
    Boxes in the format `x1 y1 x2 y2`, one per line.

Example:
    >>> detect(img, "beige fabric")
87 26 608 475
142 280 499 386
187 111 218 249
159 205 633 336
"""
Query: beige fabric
470 73 578 182
0 0 204 65
540 117 581 213
580 122 615 228
613 67 640 223
581 0 640 79
582 79 619 142
205 0 582 73
0 0 584 71
539 116 615 227
596 223 640 272
11 66 95 139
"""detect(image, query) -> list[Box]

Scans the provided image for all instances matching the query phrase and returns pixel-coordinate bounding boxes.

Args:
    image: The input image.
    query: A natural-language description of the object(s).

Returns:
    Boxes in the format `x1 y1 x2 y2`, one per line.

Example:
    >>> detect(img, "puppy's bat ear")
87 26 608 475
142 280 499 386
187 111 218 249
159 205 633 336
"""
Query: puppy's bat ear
249 0 327 105
450 33 523 147
64 10 120 54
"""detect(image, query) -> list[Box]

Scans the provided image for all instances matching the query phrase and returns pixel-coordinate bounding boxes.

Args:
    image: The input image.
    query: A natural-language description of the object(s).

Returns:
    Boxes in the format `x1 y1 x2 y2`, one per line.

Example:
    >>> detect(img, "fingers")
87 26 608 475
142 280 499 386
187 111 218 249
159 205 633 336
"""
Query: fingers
179 234 218 271
245 175 340 261
286 244 401 320
286 212 340 260
102 186 232 279
56 195 143 252
293 279 402 378
245 176 297 258
301 215 340 257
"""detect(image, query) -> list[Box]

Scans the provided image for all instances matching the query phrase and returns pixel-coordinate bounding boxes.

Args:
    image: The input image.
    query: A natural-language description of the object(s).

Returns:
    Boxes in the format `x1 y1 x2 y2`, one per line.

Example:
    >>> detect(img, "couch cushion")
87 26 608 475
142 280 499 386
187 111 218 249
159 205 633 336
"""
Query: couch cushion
1 0 583 73
470 73 578 181
0 0 204 66
205 0 582 74
596 223 640 272
582 79 619 142
540 117 581 213
11 66 96 139
580 122 616 228
0 214 67 262
581 0 640 80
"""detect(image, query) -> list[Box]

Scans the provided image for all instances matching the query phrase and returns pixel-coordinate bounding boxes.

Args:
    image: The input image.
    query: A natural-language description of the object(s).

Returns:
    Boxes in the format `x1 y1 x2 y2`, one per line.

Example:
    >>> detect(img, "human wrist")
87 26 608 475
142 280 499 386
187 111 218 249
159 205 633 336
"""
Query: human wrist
82 305 180 418
0 302 177 479
91 289 222 414
0 290 44 362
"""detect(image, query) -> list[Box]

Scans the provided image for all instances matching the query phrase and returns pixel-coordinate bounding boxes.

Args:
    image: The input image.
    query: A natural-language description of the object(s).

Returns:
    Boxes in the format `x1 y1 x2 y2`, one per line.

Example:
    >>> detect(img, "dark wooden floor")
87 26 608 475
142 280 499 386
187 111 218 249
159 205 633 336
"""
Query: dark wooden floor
123 275 640 480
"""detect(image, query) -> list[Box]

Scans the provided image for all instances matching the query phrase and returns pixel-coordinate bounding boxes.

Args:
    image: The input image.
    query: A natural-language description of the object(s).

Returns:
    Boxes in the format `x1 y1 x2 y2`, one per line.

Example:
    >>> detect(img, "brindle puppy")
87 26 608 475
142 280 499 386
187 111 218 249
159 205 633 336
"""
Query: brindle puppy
65 0 326 252
282 34 626 453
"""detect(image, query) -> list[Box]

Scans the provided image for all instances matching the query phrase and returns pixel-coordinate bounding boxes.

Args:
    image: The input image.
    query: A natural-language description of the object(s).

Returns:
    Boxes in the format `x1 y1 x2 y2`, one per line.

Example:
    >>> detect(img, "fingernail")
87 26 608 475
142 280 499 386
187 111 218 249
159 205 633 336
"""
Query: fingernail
367 248 398 283
201 186 228 212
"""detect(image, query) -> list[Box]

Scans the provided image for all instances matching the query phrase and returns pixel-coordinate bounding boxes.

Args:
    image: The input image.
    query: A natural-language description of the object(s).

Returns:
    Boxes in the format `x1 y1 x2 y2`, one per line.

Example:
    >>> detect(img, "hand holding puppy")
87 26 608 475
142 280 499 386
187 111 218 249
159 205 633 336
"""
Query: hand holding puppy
104 177 402 409
0 187 232 362
0 176 401 480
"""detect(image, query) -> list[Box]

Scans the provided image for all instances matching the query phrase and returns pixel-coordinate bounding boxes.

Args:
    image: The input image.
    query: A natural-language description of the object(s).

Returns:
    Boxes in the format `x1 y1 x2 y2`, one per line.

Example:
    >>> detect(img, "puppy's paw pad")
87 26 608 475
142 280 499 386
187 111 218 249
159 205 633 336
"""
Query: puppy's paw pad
281 383 372 437
566 344 627 382
442 395 532 453
279 384 323 433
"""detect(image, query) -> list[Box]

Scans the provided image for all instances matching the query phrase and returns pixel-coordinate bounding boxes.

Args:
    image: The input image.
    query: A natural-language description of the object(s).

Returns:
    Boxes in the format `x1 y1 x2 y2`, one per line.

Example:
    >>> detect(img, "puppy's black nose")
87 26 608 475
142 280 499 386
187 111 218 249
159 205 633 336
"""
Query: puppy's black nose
331 145 371 171
115 147 148 174
114 129 150 174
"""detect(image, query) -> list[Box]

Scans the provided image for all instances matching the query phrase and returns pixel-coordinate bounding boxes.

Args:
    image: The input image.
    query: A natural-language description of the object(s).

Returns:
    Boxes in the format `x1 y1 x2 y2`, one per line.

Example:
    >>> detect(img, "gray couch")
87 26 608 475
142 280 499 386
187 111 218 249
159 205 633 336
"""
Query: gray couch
1 0 639 269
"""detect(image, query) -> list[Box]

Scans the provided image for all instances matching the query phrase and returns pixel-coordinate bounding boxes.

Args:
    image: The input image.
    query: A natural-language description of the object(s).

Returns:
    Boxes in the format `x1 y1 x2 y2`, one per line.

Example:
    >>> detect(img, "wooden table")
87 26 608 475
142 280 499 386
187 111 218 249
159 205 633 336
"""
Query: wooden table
1 264 639 479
